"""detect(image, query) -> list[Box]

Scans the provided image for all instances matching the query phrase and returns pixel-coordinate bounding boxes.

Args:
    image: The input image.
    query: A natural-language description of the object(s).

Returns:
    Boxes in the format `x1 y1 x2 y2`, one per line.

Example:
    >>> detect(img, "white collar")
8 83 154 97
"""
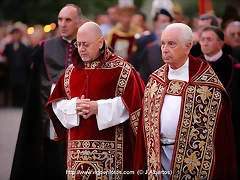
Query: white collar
204 50 223 62
168 58 189 82
62 37 72 44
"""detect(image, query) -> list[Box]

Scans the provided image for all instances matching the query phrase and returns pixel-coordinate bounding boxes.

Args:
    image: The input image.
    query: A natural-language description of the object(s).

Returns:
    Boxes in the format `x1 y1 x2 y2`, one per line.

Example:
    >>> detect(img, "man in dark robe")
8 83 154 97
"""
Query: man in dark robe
134 23 237 180
10 4 83 180
131 7 174 72
2 28 30 107
46 22 145 180
199 26 240 178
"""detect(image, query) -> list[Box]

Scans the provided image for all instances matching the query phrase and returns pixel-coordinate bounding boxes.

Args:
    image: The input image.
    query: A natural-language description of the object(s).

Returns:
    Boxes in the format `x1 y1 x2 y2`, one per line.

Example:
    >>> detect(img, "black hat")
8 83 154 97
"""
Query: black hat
153 8 174 22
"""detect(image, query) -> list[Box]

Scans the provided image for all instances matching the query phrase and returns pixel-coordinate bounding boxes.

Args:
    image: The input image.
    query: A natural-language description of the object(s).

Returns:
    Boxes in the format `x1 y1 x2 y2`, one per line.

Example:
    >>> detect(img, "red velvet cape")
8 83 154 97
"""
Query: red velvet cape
134 55 237 180
46 45 145 180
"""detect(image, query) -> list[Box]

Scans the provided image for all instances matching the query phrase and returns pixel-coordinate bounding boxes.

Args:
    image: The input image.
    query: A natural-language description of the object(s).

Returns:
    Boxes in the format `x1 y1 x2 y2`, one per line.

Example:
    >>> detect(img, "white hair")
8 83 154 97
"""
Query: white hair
226 21 240 35
164 23 193 46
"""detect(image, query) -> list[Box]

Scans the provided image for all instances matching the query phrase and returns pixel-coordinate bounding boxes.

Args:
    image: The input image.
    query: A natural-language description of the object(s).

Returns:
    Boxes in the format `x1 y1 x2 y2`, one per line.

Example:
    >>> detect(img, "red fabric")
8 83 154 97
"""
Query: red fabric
46 44 145 179
134 55 237 180
109 33 135 62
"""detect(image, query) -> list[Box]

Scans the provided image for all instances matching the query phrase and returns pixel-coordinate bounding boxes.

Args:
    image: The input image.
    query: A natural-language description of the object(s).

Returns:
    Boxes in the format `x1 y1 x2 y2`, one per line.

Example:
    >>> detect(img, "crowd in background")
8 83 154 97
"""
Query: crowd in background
0 1 239 108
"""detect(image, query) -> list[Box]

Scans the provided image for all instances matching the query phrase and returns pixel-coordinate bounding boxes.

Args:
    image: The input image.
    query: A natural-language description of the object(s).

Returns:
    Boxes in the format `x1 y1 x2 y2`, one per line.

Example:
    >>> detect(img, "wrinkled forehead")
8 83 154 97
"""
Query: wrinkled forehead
161 28 179 41
229 26 240 33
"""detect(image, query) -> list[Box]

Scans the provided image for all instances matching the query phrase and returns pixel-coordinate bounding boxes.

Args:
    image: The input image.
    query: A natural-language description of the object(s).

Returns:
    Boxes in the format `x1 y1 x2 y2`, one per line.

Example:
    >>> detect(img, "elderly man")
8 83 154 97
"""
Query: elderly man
134 23 237 180
46 22 144 180
226 21 240 48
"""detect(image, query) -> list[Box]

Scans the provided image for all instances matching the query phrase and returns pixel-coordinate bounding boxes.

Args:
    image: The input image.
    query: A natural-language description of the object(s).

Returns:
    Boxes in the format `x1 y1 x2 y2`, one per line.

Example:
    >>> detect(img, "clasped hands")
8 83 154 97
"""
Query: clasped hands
75 95 98 119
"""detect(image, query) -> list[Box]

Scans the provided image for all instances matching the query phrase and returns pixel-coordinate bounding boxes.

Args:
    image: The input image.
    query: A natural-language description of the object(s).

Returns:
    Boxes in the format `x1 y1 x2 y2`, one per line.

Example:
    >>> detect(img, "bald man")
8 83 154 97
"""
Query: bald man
46 22 145 180
134 23 237 180
10 4 83 180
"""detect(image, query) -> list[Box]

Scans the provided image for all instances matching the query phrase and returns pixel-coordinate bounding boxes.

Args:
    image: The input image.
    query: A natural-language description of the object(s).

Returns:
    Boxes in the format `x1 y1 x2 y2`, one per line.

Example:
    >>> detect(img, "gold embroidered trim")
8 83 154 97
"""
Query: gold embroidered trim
115 62 131 96
152 64 166 82
171 85 221 180
84 57 133 70
64 64 74 99
143 77 165 179
194 66 224 89
67 125 124 180
167 80 186 96
130 109 141 135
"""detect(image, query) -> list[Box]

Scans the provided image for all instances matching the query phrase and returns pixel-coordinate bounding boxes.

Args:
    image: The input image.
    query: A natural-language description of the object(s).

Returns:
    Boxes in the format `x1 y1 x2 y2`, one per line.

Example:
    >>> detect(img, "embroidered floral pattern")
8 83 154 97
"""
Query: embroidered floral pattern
167 80 186 95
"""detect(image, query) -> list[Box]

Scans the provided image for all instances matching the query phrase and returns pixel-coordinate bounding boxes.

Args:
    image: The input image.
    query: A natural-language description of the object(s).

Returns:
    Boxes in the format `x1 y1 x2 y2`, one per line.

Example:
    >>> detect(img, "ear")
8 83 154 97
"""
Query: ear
219 40 224 49
99 37 104 49
185 42 193 54
77 20 83 28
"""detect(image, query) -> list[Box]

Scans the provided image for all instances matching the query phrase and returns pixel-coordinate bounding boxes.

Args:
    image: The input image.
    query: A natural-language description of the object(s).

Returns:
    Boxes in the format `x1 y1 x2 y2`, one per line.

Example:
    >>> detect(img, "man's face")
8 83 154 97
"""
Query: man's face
58 6 81 40
76 32 103 62
198 19 212 30
199 30 223 57
119 11 133 29
227 26 240 47
132 14 144 28
161 28 191 69
107 7 118 25
154 14 171 30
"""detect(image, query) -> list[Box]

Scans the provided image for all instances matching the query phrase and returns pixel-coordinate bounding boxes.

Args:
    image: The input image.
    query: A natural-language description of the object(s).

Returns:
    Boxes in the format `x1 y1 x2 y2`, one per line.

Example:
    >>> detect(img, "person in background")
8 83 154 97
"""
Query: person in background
198 26 240 177
106 0 142 62
10 4 83 180
226 21 240 48
134 23 237 180
132 11 149 31
2 28 30 107
100 6 119 38
46 22 145 180
131 1 174 72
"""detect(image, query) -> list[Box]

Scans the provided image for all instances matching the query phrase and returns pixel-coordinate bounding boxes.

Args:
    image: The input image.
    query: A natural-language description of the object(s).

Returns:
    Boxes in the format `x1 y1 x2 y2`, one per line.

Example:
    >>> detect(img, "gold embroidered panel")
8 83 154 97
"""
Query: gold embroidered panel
130 109 141 135
67 126 123 180
143 77 165 179
171 85 221 180
64 64 74 99
167 80 187 96
115 62 131 97
194 66 224 89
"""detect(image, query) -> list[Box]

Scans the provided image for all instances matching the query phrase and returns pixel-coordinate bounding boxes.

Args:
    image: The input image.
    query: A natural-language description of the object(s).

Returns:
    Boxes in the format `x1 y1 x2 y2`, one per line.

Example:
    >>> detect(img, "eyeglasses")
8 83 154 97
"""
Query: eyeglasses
74 37 102 49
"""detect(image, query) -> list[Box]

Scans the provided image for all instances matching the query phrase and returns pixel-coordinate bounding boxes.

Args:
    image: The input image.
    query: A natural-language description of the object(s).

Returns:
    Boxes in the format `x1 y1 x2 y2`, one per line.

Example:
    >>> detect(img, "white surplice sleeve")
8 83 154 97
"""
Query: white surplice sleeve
52 97 79 129
96 97 129 130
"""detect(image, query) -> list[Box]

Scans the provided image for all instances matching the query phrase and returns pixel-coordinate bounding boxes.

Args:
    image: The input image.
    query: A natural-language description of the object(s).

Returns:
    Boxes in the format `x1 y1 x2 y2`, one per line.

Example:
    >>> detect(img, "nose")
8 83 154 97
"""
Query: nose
161 45 169 53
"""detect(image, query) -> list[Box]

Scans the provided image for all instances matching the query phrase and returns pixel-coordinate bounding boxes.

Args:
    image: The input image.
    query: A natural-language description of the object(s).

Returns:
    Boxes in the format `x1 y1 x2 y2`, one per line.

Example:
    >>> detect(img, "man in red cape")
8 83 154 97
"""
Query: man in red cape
134 23 237 180
46 22 145 180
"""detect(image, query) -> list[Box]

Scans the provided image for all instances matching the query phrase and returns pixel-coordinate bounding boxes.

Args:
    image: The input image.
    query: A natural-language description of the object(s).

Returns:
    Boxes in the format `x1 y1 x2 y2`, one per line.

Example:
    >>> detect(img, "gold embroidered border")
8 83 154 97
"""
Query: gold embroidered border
64 64 74 99
115 62 131 96
67 124 123 180
167 80 187 96
171 85 221 180
130 109 141 135
152 64 166 82
194 66 224 89
84 58 133 70
143 77 165 179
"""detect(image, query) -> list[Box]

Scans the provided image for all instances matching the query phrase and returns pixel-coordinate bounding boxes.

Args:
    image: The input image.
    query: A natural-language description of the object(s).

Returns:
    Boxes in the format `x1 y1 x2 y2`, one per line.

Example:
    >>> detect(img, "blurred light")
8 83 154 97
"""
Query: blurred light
27 27 34 34
44 25 51 32
50 23 56 30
